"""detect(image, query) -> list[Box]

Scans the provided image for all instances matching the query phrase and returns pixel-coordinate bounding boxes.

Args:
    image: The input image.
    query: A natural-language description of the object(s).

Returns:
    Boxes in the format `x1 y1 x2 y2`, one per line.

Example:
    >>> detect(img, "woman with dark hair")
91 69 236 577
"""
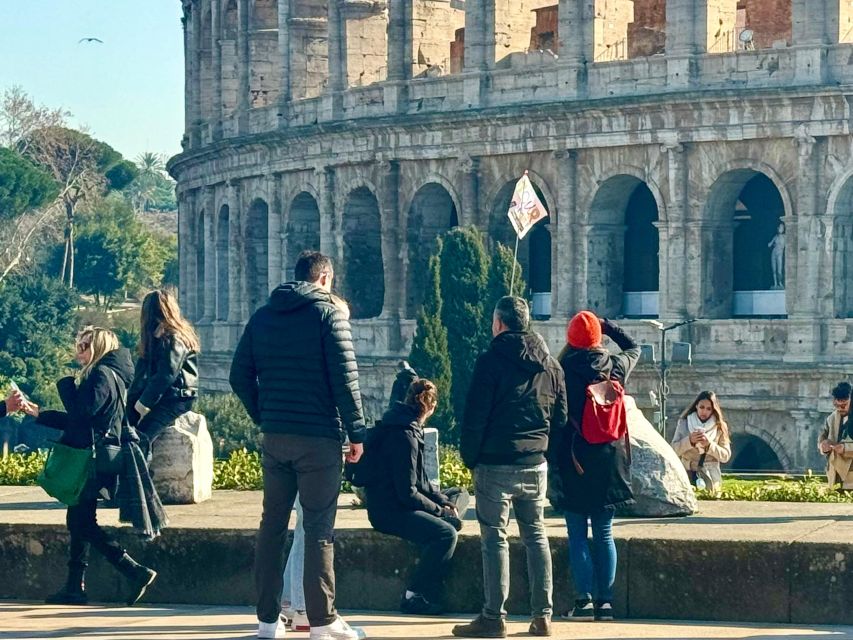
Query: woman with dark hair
26 327 157 606
128 288 200 446
550 311 640 623
671 391 731 493
364 378 469 616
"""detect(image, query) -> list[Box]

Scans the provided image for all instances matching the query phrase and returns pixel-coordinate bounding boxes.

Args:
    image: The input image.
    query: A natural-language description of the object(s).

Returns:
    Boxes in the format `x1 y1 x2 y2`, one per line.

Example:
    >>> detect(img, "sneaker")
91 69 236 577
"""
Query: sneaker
400 593 444 615
560 599 594 621
529 616 552 636
594 602 614 621
452 614 507 638
258 618 287 639
292 610 310 632
280 607 295 628
309 616 363 640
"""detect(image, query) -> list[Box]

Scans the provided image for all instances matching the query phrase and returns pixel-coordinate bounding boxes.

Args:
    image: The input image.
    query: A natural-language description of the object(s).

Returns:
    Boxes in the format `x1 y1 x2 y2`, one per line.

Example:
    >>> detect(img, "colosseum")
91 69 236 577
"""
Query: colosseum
168 0 853 473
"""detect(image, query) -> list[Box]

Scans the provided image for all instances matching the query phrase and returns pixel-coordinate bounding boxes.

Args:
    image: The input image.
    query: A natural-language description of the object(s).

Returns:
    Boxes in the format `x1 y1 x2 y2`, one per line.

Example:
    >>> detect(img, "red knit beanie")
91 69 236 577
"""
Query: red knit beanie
567 311 602 349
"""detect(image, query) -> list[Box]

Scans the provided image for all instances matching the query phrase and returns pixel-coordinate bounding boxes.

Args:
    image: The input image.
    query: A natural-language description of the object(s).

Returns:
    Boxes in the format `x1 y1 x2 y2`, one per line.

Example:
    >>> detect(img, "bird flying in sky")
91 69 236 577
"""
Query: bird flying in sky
78 37 104 44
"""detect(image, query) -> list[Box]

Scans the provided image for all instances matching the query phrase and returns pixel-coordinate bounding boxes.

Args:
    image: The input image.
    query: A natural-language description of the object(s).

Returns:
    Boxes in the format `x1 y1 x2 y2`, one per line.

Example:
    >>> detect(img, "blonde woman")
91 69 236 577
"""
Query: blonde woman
128 288 200 446
28 327 157 606
671 391 732 493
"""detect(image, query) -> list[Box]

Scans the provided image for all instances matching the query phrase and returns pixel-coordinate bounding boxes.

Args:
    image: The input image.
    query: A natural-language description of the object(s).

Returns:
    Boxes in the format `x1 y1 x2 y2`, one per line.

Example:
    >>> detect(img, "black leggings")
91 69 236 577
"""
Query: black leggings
67 497 125 570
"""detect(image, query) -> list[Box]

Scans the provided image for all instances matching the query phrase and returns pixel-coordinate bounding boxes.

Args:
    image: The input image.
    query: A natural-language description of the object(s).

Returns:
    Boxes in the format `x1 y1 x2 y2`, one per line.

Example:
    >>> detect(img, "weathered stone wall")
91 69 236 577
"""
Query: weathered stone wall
741 0 792 50
342 1 389 87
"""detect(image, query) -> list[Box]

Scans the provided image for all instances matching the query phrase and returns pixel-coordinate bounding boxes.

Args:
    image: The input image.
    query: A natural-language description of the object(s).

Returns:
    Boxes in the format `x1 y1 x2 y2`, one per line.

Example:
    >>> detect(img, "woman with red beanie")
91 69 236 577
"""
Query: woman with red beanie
549 312 640 622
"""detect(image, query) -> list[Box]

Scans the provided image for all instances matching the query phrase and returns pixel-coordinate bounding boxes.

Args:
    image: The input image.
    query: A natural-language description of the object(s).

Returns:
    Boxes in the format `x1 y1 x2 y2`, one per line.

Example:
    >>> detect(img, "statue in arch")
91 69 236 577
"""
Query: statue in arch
768 222 785 289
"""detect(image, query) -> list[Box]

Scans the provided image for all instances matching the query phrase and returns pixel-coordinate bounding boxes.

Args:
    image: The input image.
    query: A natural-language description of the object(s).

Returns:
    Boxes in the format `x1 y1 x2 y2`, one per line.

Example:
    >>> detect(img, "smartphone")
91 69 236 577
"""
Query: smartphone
9 381 29 403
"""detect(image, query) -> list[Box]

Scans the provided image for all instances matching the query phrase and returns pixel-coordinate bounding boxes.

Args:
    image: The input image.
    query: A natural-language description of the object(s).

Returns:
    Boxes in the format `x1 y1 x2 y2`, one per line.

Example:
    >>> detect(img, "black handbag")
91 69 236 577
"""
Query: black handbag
93 370 129 476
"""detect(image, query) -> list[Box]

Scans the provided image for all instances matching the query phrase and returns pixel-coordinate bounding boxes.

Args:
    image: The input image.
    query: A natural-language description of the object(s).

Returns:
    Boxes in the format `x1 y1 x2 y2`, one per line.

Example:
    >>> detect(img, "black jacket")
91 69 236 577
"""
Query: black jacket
364 403 451 515
36 348 135 449
460 331 567 469
128 334 199 410
229 281 366 443
550 319 641 513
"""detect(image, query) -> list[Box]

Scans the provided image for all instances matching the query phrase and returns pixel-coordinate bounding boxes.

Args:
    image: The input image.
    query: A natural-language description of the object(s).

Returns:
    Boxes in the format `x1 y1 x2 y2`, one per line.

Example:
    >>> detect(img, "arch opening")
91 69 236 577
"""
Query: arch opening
286 192 321 281
830 177 853 318
216 204 230 321
729 433 784 472
195 209 206 321
342 187 384 319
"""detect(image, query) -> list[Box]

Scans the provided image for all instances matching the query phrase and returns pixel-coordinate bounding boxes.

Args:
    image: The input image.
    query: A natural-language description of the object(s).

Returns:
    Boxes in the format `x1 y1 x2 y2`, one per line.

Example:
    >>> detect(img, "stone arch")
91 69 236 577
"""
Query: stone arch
730 424 791 472
286 191 321 280
195 208 206 321
216 204 231 321
246 197 270 313
405 182 459 317
401 173 462 220
702 165 791 318
342 186 384 319
488 175 553 299
826 170 853 318
585 174 661 318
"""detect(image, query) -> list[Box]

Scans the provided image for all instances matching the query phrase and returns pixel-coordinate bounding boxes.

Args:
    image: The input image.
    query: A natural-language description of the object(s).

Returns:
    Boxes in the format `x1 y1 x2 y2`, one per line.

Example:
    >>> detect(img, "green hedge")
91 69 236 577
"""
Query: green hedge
696 475 853 503
0 451 46 486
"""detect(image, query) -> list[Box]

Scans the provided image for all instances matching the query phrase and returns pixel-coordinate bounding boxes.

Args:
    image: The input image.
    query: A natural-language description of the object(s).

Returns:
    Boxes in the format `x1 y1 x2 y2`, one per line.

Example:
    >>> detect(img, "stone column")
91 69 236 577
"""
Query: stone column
458 154 481 228
317 166 342 267
202 188 217 322
557 0 593 98
237 0 251 133
177 190 192 313
553 150 578 318
182 2 202 147
791 0 835 84
790 129 824 318
378 160 404 318
665 0 704 89
227 180 245 324
385 0 411 114
269 174 284 287
321 0 345 121
211 0 223 140
462 0 492 107
570 221 590 311
277 0 292 123
660 143 689 319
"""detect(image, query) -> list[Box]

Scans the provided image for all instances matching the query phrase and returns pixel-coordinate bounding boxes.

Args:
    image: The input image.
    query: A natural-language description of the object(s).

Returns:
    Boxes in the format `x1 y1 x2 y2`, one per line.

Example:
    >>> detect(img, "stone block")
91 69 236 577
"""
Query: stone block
618 396 698 517
423 427 440 486
789 542 853 624
149 411 214 505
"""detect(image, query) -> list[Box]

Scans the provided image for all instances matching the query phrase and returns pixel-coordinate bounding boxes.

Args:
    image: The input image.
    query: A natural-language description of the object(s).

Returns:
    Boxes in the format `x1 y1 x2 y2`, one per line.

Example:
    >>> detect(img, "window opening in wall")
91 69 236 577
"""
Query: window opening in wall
221 0 239 116
627 0 665 58
493 0 557 68
412 0 465 78
593 0 633 62
342 187 384 319
286 192 321 281
708 1 792 54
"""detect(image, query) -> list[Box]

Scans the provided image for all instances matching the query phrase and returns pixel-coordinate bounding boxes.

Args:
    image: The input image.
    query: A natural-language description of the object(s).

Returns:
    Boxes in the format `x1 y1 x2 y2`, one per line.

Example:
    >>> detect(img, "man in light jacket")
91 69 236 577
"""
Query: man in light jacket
819 381 853 489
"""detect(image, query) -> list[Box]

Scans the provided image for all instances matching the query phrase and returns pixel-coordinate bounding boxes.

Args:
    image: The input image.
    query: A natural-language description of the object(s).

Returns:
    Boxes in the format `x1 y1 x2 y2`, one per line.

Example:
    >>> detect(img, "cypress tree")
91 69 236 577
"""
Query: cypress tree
439 227 489 425
486 241 526 312
408 238 455 440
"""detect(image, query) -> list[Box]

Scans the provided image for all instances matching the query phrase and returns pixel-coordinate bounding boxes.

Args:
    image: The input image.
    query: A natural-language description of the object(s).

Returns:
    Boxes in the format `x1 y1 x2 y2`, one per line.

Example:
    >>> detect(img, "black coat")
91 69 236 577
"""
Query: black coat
364 403 451 515
229 281 366 444
128 334 199 411
36 348 135 450
460 331 567 469
550 320 640 513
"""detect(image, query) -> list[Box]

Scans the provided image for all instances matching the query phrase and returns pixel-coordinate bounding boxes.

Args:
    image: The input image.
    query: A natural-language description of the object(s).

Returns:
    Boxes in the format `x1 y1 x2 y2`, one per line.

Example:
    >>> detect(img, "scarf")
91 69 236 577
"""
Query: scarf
118 435 169 541
687 412 718 453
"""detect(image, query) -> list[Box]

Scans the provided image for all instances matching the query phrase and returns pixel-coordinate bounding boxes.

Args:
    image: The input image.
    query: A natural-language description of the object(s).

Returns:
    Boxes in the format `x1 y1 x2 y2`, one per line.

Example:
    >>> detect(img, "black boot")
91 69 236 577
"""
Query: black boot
115 553 157 606
45 563 88 605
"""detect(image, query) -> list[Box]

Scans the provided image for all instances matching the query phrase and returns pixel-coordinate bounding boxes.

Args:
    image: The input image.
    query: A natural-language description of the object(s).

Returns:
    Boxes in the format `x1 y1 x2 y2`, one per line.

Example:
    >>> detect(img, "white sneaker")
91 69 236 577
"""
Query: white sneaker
292 610 310 632
309 616 365 640
258 618 287 639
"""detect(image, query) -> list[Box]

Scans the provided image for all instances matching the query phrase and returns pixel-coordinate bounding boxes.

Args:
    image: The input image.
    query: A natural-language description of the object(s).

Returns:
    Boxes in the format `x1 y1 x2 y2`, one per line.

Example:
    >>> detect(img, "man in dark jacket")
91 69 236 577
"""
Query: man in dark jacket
453 296 567 639
230 250 366 640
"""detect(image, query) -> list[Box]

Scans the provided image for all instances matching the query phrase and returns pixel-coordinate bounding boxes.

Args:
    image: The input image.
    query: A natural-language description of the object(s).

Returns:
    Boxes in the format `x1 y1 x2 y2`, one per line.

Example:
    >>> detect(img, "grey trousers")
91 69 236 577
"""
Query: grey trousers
255 433 342 627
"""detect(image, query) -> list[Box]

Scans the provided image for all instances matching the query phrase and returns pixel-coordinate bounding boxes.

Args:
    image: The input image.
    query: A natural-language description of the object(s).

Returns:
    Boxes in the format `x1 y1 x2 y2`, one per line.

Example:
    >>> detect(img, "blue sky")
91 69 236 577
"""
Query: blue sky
0 1 185 162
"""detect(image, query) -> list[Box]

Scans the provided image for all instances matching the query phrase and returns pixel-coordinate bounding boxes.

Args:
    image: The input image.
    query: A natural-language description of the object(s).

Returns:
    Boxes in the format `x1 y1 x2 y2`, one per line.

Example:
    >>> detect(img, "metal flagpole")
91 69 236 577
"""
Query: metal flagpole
510 233 520 297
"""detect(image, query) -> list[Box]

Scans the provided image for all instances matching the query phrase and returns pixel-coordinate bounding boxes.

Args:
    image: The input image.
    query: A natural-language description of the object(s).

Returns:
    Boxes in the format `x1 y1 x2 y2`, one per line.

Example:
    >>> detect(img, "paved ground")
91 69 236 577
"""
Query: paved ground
3 603 853 640
2 485 853 544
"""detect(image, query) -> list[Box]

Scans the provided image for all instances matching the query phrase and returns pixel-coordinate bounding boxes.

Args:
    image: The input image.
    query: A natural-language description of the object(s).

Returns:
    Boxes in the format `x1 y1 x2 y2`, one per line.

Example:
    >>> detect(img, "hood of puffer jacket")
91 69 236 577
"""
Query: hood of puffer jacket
489 331 551 374
560 345 614 382
267 281 333 313
95 347 135 388
378 402 422 434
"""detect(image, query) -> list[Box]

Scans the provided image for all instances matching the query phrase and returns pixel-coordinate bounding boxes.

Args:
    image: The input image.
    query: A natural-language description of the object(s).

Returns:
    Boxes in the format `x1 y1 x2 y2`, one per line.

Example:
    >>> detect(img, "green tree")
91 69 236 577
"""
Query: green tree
0 274 79 408
408 238 456 441
486 241 526 312
439 227 490 424
125 152 177 212
0 148 58 220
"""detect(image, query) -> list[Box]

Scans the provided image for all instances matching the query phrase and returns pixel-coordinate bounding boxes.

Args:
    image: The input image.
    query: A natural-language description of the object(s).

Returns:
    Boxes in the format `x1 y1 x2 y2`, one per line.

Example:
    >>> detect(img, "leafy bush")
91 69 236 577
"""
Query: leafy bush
697 475 853 503
439 445 473 492
213 449 263 490
196 392 260 459
0 450 46 485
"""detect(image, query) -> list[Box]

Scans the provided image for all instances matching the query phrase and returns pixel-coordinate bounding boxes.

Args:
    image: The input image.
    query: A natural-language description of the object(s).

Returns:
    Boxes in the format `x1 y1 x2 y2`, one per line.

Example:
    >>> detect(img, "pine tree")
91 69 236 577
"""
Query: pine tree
439 227 490 425
408 238 456 441
486 241 526 313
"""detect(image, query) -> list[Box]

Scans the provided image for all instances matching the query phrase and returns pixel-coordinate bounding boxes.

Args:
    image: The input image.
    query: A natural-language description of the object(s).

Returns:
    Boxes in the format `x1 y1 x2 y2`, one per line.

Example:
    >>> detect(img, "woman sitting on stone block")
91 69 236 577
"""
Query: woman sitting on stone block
128 288 200 450
362 378 470 616
671 391 731 494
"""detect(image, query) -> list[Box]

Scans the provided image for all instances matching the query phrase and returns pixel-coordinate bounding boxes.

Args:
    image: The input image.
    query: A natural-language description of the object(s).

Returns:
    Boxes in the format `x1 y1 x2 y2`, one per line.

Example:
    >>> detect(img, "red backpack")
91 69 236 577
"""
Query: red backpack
571 379 631 475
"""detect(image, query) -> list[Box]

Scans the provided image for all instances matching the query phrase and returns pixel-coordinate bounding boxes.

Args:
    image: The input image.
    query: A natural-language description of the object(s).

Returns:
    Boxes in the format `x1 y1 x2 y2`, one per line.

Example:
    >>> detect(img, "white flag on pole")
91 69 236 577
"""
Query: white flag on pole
507 171 549 239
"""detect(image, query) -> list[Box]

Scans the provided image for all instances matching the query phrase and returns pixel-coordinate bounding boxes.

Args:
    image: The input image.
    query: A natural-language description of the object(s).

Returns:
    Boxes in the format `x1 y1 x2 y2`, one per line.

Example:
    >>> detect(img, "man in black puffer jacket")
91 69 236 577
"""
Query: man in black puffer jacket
453 296 567 640
230 250 366 640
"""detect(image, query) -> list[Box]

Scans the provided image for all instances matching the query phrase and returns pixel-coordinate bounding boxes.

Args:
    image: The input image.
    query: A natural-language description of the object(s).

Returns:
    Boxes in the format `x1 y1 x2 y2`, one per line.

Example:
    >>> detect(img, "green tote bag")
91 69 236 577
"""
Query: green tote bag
37 442 94 507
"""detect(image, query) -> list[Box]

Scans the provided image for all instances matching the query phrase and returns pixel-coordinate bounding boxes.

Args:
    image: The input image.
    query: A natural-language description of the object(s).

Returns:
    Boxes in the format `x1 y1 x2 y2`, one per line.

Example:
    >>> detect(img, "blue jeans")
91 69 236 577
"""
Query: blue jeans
281 496 305 611
475 463 552 619
565 510 616 604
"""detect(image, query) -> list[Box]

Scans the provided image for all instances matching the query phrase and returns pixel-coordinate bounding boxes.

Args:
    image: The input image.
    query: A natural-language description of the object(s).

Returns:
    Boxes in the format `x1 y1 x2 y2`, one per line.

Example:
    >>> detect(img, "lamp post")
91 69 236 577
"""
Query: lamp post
644 318 696 436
